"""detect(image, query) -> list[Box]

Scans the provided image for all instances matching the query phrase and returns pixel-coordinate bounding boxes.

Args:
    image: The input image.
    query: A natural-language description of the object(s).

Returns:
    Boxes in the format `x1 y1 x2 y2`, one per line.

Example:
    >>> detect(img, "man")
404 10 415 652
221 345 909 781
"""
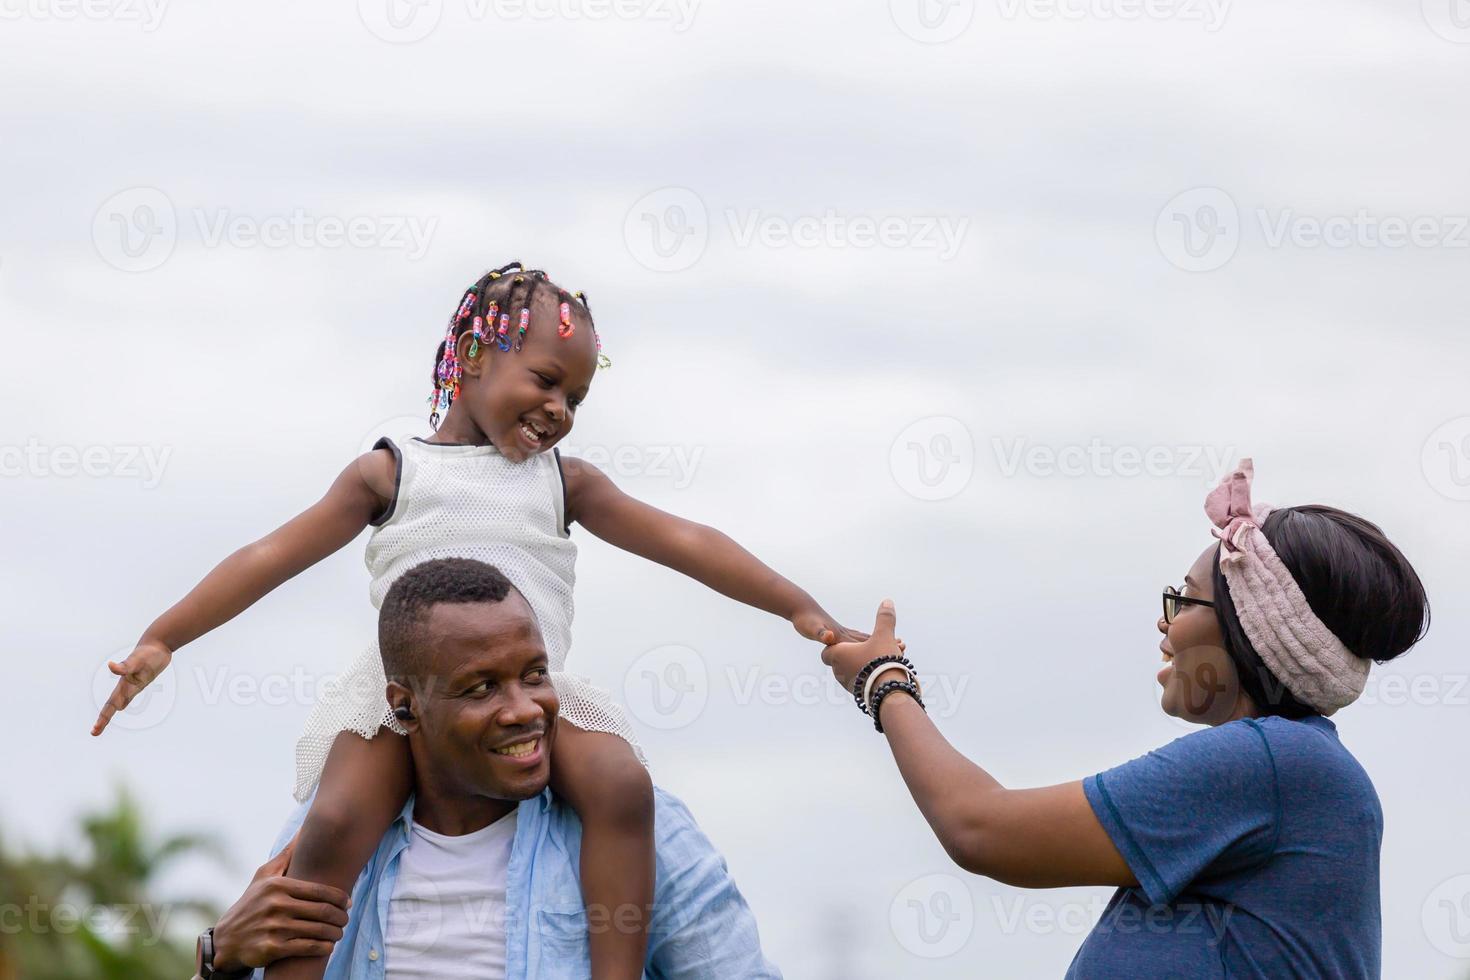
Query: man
195 557 779 978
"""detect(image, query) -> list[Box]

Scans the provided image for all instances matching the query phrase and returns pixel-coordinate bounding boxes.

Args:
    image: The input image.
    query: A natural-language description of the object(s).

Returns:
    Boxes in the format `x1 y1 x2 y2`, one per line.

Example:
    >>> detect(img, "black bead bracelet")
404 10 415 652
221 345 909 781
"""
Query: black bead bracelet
850 654 915 715
870 678 924 733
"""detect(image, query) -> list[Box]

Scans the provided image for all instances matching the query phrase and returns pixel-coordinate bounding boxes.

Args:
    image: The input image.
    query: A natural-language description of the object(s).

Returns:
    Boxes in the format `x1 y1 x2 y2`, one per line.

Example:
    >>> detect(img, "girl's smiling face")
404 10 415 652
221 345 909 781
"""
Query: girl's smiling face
447 291 599 461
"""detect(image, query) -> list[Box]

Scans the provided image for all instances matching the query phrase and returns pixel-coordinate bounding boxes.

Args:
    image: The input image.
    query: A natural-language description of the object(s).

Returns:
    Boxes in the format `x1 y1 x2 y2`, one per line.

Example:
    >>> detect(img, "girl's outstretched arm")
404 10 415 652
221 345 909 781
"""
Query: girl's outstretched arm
92 449 396 735
562 457 862 644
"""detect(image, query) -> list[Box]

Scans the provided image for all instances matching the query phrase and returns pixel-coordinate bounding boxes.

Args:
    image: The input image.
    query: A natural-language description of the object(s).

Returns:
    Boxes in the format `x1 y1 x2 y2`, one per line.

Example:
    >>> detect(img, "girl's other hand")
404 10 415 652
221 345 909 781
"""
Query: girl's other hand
91 639 173 735
792 607 870 646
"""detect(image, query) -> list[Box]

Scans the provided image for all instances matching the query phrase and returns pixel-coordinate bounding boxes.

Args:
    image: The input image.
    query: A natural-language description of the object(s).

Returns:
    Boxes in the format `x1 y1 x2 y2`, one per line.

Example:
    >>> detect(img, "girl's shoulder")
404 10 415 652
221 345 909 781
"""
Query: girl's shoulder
357 438 401 527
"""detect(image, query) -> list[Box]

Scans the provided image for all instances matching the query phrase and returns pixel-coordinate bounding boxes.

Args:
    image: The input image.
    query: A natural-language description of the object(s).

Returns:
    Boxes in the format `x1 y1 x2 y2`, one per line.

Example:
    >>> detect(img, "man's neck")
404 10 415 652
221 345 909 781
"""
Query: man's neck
411 784 519 836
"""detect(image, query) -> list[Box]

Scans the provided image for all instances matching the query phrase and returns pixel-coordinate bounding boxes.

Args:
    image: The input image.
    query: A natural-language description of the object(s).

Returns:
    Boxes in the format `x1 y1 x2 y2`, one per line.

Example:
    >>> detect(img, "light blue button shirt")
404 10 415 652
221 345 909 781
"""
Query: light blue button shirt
254 787 781 979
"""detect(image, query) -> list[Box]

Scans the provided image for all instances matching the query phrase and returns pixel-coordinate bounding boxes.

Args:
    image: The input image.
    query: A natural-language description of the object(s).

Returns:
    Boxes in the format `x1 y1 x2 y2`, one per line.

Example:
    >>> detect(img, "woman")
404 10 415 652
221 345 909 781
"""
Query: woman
823 459 1429 977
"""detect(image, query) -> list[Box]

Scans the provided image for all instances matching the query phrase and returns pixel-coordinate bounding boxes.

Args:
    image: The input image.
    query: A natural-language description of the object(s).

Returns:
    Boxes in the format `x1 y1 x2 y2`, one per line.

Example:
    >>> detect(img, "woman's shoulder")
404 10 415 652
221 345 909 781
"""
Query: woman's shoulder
1153 715 1357 780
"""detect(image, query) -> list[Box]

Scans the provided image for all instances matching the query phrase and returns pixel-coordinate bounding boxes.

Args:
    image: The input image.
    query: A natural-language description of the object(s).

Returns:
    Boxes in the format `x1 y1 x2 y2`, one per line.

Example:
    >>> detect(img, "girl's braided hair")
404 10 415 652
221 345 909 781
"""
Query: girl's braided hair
428 260 608 428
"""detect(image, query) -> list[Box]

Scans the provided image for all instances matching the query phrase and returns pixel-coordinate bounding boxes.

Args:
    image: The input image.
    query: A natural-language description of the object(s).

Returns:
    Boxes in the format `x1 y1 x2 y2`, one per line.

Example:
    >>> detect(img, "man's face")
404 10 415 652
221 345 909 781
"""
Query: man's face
395 593 559 802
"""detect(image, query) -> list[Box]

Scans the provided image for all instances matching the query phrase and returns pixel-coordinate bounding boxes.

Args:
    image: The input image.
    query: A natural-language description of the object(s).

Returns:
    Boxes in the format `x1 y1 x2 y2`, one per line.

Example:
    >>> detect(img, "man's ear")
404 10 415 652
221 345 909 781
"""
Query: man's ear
386 680 420 734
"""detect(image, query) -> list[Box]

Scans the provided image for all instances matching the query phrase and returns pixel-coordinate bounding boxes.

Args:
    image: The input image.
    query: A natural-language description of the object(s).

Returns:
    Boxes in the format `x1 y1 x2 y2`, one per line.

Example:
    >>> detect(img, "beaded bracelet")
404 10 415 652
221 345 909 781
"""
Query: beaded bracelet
870 678 924 733
863 662 911 715
851 654 915 715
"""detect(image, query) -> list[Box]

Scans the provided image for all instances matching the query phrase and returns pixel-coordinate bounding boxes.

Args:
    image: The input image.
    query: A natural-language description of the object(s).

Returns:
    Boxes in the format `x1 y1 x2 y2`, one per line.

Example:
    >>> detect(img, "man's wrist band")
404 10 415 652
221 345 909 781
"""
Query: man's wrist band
870 678 924 733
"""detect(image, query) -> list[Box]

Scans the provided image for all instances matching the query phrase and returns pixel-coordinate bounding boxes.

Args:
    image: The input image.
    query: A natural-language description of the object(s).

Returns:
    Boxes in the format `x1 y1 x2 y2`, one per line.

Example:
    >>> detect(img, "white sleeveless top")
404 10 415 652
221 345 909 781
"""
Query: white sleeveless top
293 437 643 803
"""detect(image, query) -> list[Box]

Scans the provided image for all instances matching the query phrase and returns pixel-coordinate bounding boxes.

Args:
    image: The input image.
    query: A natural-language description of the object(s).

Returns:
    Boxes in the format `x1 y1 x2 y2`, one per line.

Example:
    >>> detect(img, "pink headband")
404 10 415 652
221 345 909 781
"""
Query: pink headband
1204 458 1367 715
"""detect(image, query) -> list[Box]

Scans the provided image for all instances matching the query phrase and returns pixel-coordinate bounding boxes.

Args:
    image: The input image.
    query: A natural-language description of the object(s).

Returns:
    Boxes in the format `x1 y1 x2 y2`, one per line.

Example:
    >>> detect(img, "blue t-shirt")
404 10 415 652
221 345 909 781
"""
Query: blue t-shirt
1066 715 1382 979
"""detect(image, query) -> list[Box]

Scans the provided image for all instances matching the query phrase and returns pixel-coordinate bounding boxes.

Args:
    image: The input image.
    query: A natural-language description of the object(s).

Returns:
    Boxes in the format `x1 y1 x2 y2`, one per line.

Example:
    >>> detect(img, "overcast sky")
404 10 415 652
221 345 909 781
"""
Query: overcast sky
4 0 1470 975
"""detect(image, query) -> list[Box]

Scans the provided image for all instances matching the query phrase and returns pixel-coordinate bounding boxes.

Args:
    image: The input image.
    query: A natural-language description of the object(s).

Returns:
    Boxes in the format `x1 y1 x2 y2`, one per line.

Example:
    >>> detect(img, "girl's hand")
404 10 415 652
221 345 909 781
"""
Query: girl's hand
91 639 173 736
792 606 870 646
822 600 902 691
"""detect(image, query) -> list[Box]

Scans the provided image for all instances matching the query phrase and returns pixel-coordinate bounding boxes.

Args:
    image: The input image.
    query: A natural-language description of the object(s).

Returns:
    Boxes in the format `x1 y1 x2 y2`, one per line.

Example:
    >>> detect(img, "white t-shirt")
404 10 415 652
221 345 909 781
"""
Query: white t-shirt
384 810 518 979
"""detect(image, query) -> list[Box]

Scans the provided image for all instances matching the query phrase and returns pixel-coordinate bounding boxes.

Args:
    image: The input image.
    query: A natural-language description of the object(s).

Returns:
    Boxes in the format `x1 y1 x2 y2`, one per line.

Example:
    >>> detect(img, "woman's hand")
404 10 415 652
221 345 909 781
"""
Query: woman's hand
91 638 173 735
821 600 902 692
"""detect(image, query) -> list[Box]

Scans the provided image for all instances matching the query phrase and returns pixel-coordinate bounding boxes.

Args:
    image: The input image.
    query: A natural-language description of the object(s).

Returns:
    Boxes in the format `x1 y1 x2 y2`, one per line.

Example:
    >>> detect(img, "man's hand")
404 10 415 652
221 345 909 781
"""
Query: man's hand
209 838 351 973
91 639 172 735
821 600 903 692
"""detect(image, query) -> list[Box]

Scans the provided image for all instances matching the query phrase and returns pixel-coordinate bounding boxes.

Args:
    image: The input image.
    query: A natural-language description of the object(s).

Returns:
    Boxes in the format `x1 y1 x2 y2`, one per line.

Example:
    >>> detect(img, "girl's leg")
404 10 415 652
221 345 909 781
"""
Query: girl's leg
549 722 655 980
264 728 413 980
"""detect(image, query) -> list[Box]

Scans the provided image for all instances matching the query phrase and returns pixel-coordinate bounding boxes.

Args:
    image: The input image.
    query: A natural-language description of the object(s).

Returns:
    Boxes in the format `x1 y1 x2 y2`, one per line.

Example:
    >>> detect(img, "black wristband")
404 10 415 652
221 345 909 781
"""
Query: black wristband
198 926 253 980
870 678 924 733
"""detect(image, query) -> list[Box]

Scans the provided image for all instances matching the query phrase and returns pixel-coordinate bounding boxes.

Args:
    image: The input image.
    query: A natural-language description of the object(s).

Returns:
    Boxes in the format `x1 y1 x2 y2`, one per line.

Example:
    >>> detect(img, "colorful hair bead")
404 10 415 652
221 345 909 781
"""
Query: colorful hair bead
517 308 530 350
593 327 611 369
469 316 484 358
558 301 575 339
455 291 476 322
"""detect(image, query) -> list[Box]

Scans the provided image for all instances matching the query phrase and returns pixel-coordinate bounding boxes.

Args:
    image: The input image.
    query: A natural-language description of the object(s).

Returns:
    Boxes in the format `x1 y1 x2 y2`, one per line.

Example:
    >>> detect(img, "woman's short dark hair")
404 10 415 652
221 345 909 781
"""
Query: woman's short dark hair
1211 504 1430 718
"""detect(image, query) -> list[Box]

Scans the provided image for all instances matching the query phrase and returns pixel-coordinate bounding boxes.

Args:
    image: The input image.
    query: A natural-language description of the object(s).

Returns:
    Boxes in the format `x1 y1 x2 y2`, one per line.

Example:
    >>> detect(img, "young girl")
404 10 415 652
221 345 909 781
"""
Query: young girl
93 261 863 980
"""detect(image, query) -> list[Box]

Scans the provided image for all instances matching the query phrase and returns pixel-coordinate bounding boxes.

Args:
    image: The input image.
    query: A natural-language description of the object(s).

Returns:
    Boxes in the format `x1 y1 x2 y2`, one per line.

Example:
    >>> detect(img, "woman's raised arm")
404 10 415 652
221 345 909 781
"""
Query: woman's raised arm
823 601 1137 889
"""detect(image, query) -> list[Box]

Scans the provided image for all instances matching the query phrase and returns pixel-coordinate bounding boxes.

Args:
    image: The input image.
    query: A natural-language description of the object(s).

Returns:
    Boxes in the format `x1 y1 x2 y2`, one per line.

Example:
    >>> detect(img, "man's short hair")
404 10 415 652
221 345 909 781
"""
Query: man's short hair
379 558 517 683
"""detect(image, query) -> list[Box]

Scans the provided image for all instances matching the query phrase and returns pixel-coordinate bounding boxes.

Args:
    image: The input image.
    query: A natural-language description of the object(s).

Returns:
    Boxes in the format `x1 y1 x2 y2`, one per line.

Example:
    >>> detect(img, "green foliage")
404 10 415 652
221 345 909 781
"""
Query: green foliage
0 788 224 980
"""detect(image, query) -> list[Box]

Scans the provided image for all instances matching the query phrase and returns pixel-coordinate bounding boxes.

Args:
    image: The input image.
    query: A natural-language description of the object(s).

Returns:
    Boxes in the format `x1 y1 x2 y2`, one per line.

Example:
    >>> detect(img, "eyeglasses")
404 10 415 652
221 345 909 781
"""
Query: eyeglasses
1162 585 1214 624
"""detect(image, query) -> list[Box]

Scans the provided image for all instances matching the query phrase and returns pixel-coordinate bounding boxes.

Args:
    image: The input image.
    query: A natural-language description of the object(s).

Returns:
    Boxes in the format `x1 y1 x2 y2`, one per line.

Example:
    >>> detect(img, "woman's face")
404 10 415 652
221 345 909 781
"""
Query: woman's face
1157 545 1251 725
